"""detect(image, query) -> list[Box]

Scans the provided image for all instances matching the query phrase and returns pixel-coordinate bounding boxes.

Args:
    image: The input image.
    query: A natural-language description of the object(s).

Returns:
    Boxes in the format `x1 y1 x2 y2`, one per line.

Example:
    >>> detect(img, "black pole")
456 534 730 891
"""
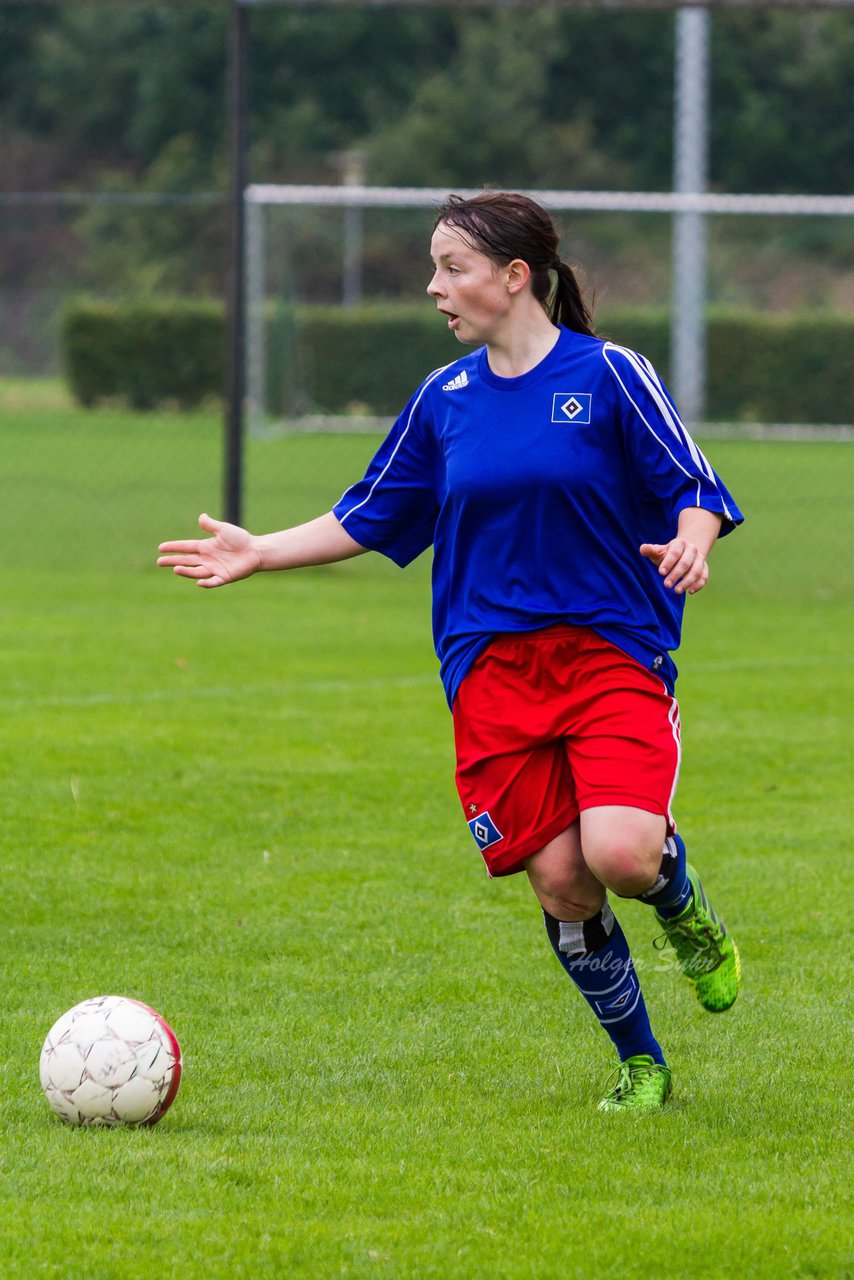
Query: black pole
224 0 250 526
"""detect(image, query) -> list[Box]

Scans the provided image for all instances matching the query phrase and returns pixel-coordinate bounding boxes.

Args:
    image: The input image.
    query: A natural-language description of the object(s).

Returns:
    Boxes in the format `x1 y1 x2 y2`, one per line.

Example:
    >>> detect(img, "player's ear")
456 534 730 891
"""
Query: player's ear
505 258 531 295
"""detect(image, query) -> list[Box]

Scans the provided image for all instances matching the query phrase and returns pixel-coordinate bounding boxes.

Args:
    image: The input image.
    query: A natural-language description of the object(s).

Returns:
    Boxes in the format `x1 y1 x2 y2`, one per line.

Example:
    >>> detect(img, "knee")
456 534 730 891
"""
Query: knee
533 868 605 921
525 825 606 921
583 830 662 897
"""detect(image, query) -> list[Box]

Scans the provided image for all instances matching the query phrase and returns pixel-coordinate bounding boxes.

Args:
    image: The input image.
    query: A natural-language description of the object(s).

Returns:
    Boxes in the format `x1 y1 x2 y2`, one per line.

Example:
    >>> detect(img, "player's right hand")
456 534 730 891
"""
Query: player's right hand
157 512 263 588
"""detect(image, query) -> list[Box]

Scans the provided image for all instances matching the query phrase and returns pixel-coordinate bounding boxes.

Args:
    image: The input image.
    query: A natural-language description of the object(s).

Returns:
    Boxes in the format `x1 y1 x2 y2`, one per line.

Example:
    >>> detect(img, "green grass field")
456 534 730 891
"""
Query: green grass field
0 383 851 1278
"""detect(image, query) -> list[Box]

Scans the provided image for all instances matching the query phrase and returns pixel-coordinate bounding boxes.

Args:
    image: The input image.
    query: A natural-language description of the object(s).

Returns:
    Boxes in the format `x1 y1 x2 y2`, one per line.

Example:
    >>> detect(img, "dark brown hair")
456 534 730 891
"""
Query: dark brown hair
434 191 596 337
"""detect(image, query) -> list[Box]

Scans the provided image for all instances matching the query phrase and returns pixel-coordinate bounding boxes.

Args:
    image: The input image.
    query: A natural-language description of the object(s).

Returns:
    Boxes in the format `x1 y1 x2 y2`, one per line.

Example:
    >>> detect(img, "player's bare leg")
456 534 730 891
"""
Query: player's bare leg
524 822 605 922
576 805 666 897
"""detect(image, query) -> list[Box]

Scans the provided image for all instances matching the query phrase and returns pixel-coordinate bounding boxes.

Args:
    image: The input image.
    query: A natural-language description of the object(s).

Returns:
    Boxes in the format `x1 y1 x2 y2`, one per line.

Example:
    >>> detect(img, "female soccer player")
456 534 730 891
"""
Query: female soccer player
158 191 743 1112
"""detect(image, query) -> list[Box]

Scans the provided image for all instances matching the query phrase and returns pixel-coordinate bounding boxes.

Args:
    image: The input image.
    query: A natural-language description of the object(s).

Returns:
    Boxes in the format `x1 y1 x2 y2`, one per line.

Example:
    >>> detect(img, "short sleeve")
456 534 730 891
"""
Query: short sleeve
333 383 442 567
604 343 743 536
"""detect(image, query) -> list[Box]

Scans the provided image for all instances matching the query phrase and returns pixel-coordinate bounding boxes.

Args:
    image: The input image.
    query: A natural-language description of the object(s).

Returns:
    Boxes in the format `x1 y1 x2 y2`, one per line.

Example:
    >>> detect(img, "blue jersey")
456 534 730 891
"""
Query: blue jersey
333 326 743 708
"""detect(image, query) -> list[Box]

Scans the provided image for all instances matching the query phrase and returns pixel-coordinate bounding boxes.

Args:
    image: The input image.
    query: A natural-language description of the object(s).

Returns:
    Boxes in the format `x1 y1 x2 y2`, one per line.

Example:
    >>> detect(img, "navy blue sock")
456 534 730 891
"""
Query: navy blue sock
543 904 665 1065
636 832 693 919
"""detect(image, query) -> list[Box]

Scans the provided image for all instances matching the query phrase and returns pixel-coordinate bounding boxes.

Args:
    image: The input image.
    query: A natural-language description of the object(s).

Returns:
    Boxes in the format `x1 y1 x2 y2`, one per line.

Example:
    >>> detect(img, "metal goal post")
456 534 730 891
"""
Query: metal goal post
244 183 854 432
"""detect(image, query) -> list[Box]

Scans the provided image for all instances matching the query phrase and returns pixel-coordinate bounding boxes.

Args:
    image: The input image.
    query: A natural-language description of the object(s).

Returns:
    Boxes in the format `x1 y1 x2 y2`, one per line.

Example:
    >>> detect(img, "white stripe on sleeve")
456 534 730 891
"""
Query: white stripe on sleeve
337 363 452 525
603 343 734 522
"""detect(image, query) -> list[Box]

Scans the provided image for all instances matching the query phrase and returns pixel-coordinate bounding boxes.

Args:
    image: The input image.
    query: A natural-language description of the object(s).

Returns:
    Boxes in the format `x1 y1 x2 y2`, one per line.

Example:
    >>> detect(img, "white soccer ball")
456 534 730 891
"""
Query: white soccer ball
39 995 182 1127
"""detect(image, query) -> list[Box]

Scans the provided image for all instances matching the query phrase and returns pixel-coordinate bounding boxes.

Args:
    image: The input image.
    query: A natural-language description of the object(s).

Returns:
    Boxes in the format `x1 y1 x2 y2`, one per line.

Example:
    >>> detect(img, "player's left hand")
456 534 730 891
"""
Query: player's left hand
639 539 709 595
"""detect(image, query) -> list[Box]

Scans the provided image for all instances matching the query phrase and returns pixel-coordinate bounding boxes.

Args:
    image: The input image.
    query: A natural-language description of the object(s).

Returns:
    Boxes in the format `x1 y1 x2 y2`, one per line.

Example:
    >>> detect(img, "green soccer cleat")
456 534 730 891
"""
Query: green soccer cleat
654 864 742 1012
597 1054 672 1113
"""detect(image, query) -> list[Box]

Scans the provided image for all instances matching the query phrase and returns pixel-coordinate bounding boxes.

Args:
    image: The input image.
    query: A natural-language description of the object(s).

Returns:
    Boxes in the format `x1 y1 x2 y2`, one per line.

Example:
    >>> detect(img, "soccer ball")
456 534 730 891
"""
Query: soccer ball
39 995 182 1127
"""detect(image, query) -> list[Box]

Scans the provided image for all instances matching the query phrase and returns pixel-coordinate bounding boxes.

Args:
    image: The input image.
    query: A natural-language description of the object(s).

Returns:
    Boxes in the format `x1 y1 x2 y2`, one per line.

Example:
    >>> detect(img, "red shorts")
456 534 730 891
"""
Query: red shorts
453 625 681 877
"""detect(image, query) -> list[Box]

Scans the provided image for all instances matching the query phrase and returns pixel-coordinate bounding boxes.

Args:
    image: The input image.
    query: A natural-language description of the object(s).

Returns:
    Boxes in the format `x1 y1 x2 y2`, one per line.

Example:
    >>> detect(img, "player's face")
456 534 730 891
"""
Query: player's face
427 223 510 346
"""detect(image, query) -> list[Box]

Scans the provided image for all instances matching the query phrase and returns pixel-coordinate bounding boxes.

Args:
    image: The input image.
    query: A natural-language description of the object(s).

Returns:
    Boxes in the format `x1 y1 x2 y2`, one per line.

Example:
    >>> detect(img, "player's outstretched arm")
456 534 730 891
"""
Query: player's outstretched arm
639 507 723 596
157 511 367 588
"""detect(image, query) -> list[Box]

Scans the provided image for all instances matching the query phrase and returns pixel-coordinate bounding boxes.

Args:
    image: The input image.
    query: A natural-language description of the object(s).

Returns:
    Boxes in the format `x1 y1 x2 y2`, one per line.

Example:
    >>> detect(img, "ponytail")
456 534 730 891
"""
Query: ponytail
549 260 596 337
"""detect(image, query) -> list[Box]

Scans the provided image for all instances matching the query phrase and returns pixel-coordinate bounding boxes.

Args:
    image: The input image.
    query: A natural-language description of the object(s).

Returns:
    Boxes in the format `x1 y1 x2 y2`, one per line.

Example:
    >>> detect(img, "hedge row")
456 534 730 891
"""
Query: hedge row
61 299 224 410
62 298 854 423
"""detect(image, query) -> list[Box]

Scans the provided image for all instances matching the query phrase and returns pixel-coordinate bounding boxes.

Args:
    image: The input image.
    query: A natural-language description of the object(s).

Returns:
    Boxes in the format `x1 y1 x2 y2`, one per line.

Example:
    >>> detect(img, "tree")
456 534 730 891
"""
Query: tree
712 12 854 194
0 3 851 311
368 11 639 190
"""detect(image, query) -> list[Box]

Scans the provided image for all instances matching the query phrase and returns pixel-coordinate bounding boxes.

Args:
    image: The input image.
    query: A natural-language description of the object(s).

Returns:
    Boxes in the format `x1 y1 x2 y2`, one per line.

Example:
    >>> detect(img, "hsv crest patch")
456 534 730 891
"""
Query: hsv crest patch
466 810 504 851
551 392 592 425
592 971 640 1023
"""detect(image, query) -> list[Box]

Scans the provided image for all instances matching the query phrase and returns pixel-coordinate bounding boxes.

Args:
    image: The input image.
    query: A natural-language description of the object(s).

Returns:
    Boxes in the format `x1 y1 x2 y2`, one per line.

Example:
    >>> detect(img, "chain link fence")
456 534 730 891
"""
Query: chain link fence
1 192 852 610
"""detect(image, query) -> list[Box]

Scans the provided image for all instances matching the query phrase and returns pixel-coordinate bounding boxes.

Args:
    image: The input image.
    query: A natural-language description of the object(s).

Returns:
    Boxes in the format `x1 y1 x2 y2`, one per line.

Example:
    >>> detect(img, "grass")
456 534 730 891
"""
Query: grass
0 382 851 1278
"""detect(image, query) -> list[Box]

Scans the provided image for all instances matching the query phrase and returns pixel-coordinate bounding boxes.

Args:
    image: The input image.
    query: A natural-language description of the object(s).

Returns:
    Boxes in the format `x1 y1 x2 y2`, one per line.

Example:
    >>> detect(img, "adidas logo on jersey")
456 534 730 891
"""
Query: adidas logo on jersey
442 369 469 391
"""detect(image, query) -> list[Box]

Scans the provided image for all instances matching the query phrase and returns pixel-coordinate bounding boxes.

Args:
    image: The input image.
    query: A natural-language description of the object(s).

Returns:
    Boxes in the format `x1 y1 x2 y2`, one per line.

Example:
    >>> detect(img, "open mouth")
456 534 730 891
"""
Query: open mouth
440 310 460 331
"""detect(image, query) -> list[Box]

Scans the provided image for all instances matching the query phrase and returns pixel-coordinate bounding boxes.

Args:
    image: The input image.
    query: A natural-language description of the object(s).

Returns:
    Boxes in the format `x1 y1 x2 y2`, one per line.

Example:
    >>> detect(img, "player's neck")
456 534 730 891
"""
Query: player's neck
485 311 560 380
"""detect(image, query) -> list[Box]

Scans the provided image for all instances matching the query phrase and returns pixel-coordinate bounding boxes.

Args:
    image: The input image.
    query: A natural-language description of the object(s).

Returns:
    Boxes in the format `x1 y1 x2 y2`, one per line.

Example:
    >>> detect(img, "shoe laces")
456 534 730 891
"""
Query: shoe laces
653 914 726 970
602 1056 662 1101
